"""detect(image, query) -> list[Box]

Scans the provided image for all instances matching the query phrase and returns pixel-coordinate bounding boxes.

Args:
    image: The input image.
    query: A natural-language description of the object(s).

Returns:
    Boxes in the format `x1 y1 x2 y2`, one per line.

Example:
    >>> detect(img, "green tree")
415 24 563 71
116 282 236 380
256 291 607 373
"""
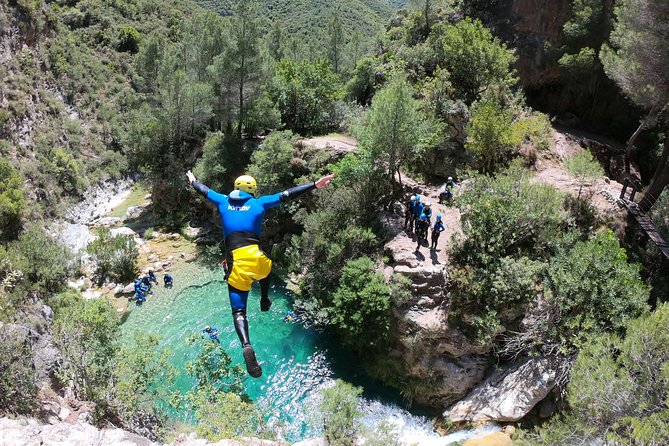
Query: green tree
331 257 392 350
0 326 37 415
345 56 380 105
8 224 72 294
465 93 523 173
270 58 341 134
430 17 516 103
320 379 363 446
600 0 669 209
328 11 344 74
565 150 605 199
113 332 175 420
247 130 296 196
53 298 119 418
358 76 423 188
87 228 138 285
210 0 263 138
0 159 26 241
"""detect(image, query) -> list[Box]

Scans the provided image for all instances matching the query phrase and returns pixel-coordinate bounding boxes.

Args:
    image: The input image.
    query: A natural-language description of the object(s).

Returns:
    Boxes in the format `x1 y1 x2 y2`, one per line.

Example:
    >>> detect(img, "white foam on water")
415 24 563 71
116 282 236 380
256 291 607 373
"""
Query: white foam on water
360 399 500 446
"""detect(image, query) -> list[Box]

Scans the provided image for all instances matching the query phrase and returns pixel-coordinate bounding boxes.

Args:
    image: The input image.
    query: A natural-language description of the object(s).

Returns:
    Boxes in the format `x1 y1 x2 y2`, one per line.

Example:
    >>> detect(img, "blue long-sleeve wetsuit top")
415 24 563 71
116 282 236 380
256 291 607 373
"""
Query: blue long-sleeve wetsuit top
433 221 445 233
413 202 424 216
205 189 282 238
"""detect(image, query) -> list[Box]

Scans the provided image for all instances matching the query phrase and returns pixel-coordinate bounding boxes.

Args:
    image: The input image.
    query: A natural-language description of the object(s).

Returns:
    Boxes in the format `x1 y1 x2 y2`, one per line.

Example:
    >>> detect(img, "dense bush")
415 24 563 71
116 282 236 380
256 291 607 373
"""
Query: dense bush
5 224 73 295
517 304 668 445
0 326 37 416
0 159 27 241
428 17 517 104
270 58 342 135
331 257 392 350
320 379 363 446
53 298 120 418
87 228 138 284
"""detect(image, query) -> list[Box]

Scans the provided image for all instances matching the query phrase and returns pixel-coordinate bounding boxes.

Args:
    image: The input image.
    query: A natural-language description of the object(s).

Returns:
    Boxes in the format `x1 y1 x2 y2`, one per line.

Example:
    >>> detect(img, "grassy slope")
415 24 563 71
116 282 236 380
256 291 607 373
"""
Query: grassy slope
0 0 205 216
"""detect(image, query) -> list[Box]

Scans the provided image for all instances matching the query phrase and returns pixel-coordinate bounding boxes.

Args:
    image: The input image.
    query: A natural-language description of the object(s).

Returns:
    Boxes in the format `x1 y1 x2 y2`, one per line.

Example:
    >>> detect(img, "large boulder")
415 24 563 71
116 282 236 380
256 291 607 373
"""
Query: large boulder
110 227 138 238
444 357 559 422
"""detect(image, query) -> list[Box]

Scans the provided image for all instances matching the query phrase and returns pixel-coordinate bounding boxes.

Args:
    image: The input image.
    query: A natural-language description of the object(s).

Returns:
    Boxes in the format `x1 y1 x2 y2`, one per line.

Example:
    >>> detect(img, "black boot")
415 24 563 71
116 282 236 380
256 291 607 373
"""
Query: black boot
259 277 271 312
232 310 262 378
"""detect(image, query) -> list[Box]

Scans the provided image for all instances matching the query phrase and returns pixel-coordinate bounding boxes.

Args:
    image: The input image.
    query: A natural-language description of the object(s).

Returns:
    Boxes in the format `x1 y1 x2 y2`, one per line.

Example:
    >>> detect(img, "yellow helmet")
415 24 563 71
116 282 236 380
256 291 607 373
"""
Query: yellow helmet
234 175 257 196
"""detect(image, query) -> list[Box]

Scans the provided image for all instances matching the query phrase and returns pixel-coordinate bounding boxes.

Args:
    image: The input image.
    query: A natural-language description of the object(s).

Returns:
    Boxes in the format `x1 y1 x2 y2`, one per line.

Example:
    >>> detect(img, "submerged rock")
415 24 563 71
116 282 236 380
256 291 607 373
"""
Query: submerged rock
444 357 559 422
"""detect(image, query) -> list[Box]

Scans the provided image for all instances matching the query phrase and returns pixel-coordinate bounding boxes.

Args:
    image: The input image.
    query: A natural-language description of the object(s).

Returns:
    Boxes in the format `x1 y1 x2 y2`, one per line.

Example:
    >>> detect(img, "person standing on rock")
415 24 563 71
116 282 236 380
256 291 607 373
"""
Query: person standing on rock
430 215 445 250
411 195 424 232
403 195 416 230
186 170 334 378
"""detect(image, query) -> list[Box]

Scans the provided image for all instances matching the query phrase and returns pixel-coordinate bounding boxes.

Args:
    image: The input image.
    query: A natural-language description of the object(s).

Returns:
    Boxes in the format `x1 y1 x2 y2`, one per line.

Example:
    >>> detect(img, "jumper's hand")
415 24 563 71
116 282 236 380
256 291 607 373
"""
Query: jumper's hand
186 170 196 184
315 174 334 189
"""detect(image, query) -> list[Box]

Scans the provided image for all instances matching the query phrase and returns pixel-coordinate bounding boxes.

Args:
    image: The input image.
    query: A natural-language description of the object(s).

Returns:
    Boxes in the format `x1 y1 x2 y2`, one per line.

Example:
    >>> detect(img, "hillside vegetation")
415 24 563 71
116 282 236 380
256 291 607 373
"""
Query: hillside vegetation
1 0 669 444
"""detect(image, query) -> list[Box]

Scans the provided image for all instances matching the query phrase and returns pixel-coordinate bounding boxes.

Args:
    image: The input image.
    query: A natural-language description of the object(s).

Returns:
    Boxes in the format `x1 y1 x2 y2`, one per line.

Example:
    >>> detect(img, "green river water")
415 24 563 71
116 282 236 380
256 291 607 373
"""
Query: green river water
120 260 497 444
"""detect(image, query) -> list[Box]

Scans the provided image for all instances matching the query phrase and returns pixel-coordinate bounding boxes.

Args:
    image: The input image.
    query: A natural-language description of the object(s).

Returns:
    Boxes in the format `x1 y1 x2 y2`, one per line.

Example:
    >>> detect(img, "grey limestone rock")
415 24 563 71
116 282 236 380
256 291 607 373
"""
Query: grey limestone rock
443 357 559 422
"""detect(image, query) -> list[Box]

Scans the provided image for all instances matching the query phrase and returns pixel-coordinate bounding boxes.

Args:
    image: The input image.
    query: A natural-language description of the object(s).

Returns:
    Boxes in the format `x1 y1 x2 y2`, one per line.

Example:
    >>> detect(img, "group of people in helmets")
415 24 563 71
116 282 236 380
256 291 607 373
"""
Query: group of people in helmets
404 194 445 251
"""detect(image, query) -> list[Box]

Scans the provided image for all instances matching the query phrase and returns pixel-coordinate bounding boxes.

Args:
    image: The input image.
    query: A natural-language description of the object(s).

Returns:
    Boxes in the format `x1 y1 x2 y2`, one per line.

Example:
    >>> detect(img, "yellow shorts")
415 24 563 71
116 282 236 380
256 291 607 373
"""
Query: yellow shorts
226 244 272 292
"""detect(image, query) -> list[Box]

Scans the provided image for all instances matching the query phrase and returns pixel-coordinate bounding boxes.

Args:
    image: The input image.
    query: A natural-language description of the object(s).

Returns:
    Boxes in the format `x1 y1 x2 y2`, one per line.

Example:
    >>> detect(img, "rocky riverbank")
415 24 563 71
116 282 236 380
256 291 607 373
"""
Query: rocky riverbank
0 418 326 446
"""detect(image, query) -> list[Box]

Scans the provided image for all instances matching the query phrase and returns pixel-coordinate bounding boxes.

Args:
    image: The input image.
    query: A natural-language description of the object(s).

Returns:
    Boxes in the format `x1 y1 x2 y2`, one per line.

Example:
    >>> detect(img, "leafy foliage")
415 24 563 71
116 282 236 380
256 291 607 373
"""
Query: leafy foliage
565 150 604 199
358 76 423 184
0 159 27 241
331 257 392 350
87 228 138 285
429 17 517 103
0 325 37 416
53 297 120 418
518 304 669 445
270 58 342 134
320 379 363 446
4 224 73 295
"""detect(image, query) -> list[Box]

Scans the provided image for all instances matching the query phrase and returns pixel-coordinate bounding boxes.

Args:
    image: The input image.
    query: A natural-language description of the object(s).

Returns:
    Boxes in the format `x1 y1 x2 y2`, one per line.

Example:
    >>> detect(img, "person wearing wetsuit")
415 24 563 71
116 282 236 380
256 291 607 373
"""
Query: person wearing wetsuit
203 325 220 343
148 270 158 285
187 170 334 378
403 195 415 230
415 212 428 251
411 195 424 231
164 273 173 287
431 215 445 250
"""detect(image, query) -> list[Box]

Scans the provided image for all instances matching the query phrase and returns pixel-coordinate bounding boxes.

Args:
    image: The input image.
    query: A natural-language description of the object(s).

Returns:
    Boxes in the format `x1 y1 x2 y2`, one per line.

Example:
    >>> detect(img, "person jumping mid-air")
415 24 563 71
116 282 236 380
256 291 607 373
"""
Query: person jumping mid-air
187 170 334 378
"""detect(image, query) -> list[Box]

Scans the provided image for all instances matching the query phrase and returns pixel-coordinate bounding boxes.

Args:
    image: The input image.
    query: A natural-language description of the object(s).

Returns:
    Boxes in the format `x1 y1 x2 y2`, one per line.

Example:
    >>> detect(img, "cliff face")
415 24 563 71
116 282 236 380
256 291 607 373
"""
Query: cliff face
479 0 640 139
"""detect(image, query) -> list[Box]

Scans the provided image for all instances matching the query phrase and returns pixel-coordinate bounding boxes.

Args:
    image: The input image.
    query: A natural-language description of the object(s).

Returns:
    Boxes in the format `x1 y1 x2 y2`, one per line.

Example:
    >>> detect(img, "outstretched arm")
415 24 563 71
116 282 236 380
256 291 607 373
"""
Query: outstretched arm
279 174 334 202
187 170 227 203
259 174 335 209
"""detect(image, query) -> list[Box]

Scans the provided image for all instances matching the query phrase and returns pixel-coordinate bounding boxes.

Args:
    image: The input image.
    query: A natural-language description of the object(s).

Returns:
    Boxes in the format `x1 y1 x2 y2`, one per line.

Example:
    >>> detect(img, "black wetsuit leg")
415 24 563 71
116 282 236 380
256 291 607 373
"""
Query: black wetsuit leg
260 276 271 311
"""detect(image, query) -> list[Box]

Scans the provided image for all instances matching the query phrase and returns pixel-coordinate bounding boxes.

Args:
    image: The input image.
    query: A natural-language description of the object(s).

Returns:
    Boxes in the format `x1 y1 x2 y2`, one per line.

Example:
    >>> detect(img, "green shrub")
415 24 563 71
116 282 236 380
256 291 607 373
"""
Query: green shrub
518 304 669 445
8 224 73 294
331 257 392 350
565 150 605 199
320 379 363 446
465 93 523 173
0 325 37 415
53 298 119 417
87 228 138 284
144 227 154 240
0 159 27 241
117 25 141 53
543 230 649 352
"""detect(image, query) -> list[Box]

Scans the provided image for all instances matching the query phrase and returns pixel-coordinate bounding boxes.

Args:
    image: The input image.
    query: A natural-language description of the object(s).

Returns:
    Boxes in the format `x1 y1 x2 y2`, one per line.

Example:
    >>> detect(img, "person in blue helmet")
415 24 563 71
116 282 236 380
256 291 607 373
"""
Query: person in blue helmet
431 215 445 250
163 273 173 288
203 325 220 343
415 212 428 250
411 195 424 231
187 170 334 378
148 270 158 285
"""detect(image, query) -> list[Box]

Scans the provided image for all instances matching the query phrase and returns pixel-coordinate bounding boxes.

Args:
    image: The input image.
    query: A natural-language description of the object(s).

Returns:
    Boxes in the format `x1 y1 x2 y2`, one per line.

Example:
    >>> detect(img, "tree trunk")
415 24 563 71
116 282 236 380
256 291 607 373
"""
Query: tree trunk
625 103 660 177
639 138 669 213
